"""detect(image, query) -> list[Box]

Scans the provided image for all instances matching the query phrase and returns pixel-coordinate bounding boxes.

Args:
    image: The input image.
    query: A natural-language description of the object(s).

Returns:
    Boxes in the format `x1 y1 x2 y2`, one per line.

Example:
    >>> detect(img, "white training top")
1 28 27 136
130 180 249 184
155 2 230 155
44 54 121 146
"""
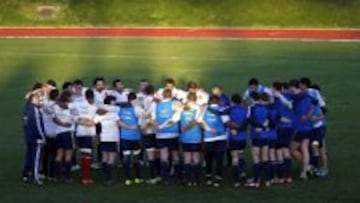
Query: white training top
155 87 187 103
93 89 111 106
74 100 97 137
109 89 130 104
139 95 156 134
94 105 120 142
42 99 57 138
54 104 76 134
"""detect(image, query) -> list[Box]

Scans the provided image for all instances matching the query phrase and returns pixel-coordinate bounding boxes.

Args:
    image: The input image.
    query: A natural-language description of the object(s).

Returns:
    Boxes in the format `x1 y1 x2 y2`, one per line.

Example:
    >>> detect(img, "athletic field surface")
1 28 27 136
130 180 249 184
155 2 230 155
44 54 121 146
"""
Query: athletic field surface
0 29 359 203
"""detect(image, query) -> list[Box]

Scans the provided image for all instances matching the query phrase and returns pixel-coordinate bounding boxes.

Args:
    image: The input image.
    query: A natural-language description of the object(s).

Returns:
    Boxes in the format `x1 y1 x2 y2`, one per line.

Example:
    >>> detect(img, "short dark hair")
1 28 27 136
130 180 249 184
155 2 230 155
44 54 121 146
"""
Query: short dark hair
231 93 242 104
49 89 59 101
73 79 83 86
213 84 223 90
128 92 137 102
62 82 73 90
272 81 282 91
32 82 43 90
163 88 172 98
282 82 289 90
300 77 311 87
187 92 197 102
209 95 220 104
93 77 105 86
248 78 259 86
261 93 270 102
85 89 94 100
46 80 57 88
288 79 300 88
104 95 116 105
145 85 155 95
165 78 175 85
250 91 260 101
59 90 72 103
187 81 198 90
112 79 122 87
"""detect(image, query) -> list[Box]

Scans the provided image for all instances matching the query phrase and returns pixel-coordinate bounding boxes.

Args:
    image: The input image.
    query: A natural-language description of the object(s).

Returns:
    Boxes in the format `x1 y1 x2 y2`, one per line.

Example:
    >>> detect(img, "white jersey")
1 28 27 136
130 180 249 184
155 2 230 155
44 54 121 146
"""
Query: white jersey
183 89 209 106
74 100 97 137
95 105 120 142
139 95 156 134
42 99 57 138
109 89 129 104
308 88 326 107
72 87 88 104
243 85 273 104
156 87 187 103
93 89 111 107
54 104 76 134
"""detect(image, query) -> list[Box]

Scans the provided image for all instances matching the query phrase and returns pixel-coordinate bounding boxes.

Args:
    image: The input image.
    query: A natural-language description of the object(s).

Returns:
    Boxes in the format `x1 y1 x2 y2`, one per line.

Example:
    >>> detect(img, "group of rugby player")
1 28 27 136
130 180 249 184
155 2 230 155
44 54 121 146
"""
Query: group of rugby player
22 77 328 188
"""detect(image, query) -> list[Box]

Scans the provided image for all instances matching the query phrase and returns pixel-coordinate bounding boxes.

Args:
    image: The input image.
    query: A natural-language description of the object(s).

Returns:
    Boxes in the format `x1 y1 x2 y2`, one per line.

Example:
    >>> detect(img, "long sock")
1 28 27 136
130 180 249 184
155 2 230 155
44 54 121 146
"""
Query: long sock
284 158 292 178
232 164 240 183
174 162 181 179
155 158 161 177
262 161 270 182
64 161 72 180
160 161 169 181
239 158 246 174
215 151 224 178
277 162 284 179
253 163 260 183
134 155 142 179
184 163 191 183
55 160 62 180
312 156 320 170
193 163 201 184
123 155 131 180
102 162 108 181
269 161 277 181
107 163 113 181
205 152 214 176
148 160 156 179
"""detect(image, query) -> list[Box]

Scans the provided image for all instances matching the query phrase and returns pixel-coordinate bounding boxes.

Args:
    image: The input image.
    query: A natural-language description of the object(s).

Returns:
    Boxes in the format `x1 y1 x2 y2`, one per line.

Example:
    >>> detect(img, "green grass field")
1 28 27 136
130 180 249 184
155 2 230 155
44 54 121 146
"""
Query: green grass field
0 38 360 203
1 0 360 27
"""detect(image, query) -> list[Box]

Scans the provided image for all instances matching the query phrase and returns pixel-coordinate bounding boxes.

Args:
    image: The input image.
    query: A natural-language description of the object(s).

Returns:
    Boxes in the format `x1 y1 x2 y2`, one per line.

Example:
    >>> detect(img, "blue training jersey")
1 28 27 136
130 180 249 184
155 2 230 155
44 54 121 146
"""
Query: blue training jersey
267 104 278 140
180 106 202 144
249 103 269 140
156 99 179 135
292 92 317 132
227 105 248 141
273 93 294 129
119 105 141 141
312 104 326 128
202 105 226 142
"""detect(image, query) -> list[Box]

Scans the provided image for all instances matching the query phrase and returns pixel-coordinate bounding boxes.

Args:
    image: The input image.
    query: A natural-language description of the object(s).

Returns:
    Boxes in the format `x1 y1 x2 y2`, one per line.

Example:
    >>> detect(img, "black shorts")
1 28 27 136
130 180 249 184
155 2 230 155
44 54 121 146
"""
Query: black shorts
182 143 202 152
76 137 93 149
251 138 268 147
310 127 326 148
204 140 226 152
294 131 311 142
156 138 179 151
121 139 141 151
268 139 277 149
228 140 246 151
56 132 74 150
101 142 118 153
276 128 294 148
143 134 156 149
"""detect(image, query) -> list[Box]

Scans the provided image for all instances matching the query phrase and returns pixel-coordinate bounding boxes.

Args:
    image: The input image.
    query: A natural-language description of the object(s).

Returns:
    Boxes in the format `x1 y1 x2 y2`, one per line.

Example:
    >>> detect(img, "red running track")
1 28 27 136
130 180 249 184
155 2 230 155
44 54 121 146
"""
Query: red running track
0 27 360 40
